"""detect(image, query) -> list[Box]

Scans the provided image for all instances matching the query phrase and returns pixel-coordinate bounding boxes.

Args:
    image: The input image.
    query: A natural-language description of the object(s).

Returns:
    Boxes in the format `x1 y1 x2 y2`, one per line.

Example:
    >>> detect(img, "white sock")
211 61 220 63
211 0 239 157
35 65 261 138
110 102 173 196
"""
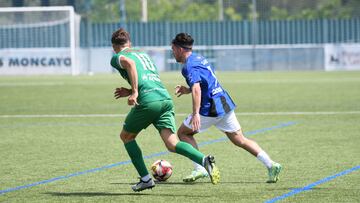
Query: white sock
193 161 207 173
141 174 151 182
257 151 274 169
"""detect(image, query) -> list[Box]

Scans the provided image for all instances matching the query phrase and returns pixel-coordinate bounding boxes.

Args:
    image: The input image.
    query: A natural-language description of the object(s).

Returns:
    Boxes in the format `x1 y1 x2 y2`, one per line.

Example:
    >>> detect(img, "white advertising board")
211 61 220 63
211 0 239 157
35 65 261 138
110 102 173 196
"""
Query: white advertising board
0 47 165 75
324 44 360 71
0 48 72 75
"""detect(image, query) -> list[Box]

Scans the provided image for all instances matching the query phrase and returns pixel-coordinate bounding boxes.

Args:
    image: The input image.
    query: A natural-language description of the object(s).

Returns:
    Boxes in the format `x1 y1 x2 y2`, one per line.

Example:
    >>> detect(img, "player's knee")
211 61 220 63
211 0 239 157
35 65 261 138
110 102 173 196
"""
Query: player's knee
120 131 136 143
177 127 184 136
227 131 247 146
119 134 129 143
236 138 247 147
165 142 176 152
177 129 195 141
177 132 187 140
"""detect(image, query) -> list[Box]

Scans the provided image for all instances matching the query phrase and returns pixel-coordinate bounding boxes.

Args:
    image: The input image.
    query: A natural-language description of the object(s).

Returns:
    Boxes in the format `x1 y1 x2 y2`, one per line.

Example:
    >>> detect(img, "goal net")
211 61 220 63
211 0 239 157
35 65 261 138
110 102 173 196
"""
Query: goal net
0 6 79 75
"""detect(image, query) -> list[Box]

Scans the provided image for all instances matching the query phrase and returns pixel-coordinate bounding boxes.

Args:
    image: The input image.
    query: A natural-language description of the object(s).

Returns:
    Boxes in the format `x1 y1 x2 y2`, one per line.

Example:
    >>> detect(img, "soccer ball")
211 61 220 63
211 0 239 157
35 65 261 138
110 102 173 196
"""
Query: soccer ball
150 159 173 181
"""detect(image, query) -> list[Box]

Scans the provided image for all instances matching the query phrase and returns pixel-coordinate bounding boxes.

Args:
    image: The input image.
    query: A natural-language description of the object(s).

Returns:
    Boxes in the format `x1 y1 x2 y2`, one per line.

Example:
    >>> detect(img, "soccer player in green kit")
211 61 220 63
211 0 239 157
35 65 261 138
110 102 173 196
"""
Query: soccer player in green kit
110 28 220 192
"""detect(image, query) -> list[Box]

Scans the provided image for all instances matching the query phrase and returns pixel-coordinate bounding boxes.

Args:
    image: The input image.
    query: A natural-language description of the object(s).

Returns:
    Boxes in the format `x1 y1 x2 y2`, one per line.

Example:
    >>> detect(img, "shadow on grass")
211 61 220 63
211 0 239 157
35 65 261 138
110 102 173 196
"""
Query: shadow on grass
44 192 150 196
44 181 268 198
154 180 264 185
44 192 206 198
110 180 263 185
220 181 264 184
109 181 208 186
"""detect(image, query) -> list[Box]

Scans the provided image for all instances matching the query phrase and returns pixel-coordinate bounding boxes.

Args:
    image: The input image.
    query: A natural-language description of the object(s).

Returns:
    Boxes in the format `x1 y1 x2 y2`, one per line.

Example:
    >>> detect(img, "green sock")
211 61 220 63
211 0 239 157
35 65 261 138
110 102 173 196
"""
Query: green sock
124 140 148 177
175 141 205 165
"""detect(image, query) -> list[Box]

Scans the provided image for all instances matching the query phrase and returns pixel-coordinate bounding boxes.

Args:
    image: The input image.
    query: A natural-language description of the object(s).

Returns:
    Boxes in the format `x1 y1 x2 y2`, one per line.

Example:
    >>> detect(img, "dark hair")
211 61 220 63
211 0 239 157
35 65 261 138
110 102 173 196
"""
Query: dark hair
111 28 130 45
172 33 194 50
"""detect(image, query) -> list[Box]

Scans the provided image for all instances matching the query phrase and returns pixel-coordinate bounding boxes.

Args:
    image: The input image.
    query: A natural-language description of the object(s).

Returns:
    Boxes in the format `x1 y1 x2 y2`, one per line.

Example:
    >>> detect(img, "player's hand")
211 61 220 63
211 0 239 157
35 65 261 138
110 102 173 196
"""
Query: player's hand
128 91 139 106
114 87 131 99
191 113 201 132
175 85 191 97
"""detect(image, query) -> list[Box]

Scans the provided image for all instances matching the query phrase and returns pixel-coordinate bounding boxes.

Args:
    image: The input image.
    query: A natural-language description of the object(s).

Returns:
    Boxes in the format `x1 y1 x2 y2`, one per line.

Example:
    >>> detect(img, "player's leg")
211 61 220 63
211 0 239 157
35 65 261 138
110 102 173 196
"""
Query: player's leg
226 130 282 183
156 100 219 184
159 128 220 185
177 114 219 182
120 130 155 191
121 107 157 191
217 111 282 183
225 130 262 156
177 123 198 149
177 123 209 182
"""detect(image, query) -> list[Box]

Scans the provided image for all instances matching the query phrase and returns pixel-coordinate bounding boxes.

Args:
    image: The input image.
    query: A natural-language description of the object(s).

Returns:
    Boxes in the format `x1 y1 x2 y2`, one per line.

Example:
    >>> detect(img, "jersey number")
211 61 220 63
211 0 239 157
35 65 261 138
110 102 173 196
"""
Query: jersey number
132 53 156 71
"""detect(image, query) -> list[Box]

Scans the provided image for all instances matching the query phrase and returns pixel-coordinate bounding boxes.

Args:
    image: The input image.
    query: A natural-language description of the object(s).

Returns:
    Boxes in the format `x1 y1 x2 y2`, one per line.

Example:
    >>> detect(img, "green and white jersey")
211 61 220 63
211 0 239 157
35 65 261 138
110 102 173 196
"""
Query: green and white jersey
110 47 171 105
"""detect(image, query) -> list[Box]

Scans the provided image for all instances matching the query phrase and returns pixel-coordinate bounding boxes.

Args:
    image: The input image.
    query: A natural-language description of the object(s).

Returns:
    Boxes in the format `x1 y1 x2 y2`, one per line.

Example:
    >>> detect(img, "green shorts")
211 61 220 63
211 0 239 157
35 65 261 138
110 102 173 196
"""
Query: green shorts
123 99 176 134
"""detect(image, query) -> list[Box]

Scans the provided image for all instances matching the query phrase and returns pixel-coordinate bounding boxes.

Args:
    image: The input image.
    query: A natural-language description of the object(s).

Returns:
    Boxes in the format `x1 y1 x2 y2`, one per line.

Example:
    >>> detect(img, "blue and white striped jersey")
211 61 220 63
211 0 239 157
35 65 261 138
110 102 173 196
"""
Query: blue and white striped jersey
181 52 236 117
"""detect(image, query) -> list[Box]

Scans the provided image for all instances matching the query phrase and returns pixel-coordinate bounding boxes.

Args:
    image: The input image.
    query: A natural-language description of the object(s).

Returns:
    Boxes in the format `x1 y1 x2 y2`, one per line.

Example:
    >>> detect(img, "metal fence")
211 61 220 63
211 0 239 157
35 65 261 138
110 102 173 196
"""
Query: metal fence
81 18 360 48
162 45 324 71
1 18 359 48
0 22 70 48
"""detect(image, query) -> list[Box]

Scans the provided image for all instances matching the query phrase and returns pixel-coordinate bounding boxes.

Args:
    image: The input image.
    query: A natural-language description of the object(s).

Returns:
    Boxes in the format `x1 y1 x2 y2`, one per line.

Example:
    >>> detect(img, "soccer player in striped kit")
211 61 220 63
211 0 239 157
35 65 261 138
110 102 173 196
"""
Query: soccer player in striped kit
171 33 282 183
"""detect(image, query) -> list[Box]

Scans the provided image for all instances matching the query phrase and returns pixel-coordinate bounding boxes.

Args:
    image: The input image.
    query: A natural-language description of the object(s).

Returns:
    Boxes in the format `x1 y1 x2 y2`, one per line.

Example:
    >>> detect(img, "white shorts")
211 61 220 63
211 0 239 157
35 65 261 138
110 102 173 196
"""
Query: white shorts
183 110 241 133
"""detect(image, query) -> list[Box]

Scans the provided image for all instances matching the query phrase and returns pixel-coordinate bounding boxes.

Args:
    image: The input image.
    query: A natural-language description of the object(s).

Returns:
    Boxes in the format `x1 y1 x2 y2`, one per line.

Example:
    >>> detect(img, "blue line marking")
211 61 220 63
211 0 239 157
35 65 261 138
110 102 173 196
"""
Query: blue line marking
265 165 360 203
0 121 296 195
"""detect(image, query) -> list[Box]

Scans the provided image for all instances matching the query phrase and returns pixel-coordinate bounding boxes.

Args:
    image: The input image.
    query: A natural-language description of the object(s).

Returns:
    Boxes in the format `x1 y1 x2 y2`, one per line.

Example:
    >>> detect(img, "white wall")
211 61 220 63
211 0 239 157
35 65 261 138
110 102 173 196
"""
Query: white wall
1 44 359 75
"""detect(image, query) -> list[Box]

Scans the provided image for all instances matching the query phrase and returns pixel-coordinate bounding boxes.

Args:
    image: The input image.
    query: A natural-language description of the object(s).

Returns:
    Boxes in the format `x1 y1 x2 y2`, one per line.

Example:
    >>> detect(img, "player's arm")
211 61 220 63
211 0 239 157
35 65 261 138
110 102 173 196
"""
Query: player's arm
120 56 139 106
191 82 201 131
111 55 132 99
175 85 191 97
114 87 131 99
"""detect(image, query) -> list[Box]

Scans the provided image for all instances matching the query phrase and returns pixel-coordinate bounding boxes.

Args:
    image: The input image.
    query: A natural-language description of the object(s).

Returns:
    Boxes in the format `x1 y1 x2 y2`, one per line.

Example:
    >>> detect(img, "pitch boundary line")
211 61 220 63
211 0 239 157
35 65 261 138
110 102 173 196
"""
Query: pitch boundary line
1 111 360 118
0 121 296 195
1 78 359 87
265 165 360 203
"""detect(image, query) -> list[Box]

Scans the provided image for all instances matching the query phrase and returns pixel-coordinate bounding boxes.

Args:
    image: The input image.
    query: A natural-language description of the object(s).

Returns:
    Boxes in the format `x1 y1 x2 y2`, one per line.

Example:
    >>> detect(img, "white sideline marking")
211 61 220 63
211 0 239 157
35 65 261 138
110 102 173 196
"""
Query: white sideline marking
0 111 360 118
0 82 65 87
0 78 359 87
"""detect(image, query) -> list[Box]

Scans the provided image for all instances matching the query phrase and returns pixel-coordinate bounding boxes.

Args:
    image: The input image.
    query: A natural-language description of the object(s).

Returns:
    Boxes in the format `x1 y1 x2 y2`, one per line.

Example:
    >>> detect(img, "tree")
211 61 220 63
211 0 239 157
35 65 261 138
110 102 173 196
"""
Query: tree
148 0 218 21
270 0 354 20
224 7 242 20
1 0 359 22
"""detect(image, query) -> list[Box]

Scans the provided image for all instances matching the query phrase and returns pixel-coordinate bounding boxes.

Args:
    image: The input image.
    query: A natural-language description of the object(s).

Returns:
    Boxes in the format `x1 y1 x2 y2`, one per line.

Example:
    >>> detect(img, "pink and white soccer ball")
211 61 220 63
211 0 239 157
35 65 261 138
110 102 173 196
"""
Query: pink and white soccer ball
150 159 173 181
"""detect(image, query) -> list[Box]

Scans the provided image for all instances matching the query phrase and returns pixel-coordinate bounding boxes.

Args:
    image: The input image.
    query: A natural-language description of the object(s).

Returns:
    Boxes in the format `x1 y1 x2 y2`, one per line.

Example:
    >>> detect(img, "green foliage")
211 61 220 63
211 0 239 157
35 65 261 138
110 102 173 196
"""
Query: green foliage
270 0 353 20
131 0 356 22
147 0 218 22
316 0 353 19
247 3 258 20
125 0 142 22
224 7 242 21
84 0 222 22
1 0 359 22
270 6 288 20
86 0 121 23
